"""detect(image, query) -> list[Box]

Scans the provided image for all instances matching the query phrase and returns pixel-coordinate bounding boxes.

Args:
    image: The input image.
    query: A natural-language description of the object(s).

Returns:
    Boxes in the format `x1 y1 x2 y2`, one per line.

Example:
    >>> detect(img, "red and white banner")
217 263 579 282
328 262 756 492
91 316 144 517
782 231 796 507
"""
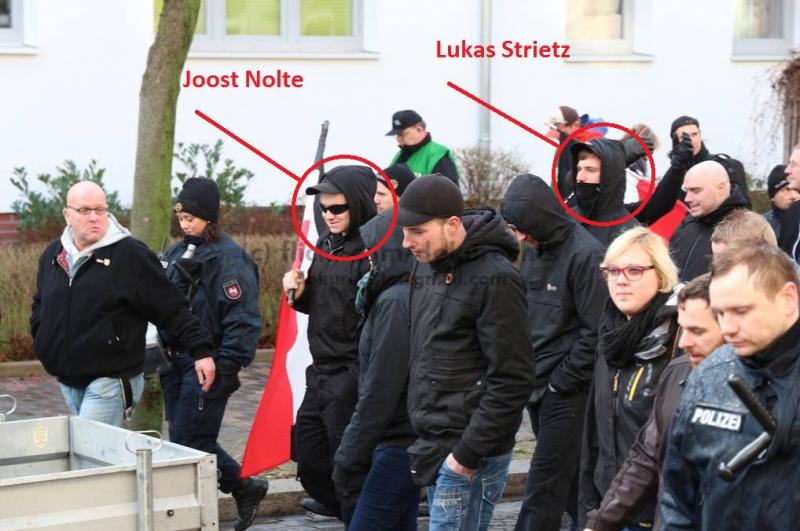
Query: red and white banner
241 205 316 476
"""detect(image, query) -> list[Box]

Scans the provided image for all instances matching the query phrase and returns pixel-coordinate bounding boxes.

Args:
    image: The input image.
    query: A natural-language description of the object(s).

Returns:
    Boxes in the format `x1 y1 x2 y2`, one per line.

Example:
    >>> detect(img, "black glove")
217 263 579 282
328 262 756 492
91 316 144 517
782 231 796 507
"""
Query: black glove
219 362 242 395
670 132 694 170
623 136 654 165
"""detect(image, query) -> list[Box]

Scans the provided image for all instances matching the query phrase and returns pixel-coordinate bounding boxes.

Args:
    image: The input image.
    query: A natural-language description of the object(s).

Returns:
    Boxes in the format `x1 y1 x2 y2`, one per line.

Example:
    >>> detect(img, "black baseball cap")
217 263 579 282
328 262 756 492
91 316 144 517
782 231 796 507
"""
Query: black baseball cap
306 179 343 195
386 110 423 136
397 174 464 226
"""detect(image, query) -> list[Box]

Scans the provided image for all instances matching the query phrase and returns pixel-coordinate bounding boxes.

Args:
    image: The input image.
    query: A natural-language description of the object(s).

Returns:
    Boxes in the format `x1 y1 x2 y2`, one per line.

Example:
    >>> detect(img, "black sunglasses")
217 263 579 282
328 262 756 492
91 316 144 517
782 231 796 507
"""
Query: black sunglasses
320 203 349 215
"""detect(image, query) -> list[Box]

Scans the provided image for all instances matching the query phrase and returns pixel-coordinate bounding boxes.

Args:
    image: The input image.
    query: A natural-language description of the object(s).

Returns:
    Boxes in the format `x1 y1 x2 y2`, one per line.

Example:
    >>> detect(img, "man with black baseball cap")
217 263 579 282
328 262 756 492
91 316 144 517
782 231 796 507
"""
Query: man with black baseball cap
763 164 799 240
398 175 535 530
386 109 460 184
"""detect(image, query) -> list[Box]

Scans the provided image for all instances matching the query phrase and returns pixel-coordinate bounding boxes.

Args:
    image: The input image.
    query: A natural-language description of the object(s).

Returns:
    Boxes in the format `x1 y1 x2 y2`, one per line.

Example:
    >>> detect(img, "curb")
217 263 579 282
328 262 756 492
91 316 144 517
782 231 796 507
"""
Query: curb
218 459 530 521
0 349 275 378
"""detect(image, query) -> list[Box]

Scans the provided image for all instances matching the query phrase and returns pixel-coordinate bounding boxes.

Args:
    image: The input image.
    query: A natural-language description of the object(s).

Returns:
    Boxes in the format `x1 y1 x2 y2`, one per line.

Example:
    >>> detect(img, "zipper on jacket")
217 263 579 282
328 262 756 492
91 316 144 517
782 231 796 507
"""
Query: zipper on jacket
612 369 620 416
628 365 646 401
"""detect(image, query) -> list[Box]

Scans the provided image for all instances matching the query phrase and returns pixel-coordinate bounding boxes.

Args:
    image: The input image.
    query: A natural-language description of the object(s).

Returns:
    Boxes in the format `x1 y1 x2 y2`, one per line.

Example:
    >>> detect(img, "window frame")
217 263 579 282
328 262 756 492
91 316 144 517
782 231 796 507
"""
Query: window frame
732 0 794 58
0 0 23 46
188 0 363 54
565 0 634 57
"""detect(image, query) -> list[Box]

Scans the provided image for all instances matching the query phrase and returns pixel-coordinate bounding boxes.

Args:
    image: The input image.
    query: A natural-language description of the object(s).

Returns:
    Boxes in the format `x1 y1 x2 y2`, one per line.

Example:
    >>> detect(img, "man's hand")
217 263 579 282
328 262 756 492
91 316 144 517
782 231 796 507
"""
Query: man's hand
446 453 476 478
194 357 216 393
670 132 694 170
282 269 306 300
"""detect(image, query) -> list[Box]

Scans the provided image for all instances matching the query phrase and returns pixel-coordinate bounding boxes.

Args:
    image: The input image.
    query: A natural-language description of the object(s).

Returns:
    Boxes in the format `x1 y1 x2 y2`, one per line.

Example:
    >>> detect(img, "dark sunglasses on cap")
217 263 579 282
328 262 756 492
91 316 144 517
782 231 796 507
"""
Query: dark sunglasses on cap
320 203 349 215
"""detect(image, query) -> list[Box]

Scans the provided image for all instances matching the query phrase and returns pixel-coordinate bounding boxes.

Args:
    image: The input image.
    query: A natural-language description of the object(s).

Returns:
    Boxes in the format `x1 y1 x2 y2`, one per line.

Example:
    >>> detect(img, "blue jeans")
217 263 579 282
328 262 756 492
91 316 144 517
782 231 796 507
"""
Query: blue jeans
59 374 145 427
349 447 420 531
427 452 512 531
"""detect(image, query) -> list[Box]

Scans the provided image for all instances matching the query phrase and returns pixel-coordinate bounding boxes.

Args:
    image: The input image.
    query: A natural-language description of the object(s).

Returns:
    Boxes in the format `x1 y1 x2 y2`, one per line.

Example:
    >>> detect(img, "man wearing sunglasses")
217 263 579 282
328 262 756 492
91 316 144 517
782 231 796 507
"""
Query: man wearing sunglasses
31 181 214 428
282 165 377 522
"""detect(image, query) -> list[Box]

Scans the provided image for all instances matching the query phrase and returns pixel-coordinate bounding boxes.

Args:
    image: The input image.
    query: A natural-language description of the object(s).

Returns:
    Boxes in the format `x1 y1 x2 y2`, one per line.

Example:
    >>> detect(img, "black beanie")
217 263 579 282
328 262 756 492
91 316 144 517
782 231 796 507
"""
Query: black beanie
670 115 700 138
379 163 416 196
176 177 221 222
768 164 790 199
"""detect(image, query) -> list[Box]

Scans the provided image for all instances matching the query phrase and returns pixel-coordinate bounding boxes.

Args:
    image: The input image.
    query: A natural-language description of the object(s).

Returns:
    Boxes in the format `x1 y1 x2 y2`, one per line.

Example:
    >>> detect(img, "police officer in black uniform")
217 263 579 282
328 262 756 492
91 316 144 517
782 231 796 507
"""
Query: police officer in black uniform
160 178 267 531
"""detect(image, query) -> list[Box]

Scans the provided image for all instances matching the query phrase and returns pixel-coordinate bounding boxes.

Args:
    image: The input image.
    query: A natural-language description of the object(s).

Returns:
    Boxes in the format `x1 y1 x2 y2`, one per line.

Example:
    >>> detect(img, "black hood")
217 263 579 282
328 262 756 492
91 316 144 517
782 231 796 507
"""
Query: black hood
432 206 519 273
695 182 751 226
358 207 414 313
321 165 378 240
501 173 575 247
570 138 627 220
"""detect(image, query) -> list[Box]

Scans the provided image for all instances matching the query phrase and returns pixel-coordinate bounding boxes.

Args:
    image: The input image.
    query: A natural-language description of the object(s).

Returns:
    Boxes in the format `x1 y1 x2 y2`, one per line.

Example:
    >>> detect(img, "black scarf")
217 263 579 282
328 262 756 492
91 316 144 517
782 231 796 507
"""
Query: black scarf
397 133 432 161
598 291 673 369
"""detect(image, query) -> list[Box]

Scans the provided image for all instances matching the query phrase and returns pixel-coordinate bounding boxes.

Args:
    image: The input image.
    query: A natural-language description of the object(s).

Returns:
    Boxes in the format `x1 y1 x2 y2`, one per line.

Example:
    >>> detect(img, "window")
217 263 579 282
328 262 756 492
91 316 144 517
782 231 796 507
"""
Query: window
733 0 793 57
566 0 633 56
154 0 362 54
0 0 22 46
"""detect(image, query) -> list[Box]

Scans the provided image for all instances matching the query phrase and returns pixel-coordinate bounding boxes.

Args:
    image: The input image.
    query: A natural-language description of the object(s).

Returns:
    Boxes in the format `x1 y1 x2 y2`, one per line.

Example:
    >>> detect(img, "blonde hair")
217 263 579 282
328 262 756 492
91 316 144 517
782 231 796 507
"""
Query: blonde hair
602 227 679 293
621 123 661 151
711 209 777 246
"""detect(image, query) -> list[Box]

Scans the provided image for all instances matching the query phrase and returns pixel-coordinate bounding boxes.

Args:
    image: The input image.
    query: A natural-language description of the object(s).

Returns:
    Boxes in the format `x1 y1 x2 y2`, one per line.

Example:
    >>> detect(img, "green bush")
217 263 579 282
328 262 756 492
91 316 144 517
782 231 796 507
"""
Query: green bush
172 140 254 209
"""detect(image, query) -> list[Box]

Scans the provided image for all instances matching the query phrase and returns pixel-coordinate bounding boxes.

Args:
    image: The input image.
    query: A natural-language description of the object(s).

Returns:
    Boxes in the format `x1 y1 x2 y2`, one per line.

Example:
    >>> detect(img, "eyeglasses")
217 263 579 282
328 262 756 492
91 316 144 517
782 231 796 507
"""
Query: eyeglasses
320 203 349 215
66 205 109 216
600 265 655 281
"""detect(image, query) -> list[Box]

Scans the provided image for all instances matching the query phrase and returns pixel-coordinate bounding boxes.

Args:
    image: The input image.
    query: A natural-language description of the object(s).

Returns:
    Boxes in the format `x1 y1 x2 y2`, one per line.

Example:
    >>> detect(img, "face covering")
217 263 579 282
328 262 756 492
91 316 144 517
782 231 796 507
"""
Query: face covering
355 270 372 315
575 183 601 213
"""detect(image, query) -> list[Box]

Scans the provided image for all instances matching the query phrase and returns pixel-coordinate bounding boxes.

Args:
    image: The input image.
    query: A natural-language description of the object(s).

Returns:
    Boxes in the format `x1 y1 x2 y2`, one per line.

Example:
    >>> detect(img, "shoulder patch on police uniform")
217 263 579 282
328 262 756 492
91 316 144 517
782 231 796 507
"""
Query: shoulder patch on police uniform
223 279 242 300
691 406 743 432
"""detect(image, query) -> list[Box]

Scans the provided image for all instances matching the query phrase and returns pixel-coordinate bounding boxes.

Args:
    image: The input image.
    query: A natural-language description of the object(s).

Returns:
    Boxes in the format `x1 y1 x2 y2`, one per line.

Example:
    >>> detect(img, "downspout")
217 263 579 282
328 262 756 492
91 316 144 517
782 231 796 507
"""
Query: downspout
478 0 491 151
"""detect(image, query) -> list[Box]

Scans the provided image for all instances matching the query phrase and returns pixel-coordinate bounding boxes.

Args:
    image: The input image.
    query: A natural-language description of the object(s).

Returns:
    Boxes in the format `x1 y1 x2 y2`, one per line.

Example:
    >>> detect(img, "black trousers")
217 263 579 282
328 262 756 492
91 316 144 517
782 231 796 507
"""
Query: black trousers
515 388 588 531
294 365 359 520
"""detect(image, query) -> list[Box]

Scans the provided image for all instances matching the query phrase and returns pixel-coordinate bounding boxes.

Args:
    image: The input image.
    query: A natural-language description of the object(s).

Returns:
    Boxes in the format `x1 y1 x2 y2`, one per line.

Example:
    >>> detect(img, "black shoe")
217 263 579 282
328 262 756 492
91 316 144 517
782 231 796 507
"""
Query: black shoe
232 478 268 531
300 497 337 517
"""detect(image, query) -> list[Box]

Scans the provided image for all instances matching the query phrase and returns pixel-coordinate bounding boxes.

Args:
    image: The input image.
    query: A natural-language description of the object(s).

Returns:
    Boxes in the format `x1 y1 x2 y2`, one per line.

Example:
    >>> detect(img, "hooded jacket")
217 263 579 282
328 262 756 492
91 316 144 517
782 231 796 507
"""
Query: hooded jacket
569 138 640 247
31 218 213 386
333 208 416 490
669 184 750 281
501 174 607 397
579 294 679 528
405 207 536 486
293 165 377 373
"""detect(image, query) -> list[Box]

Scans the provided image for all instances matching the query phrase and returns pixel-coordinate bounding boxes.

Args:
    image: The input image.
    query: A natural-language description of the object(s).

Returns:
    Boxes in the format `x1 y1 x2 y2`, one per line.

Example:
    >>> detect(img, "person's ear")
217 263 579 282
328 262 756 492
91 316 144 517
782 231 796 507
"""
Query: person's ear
780 281 799 317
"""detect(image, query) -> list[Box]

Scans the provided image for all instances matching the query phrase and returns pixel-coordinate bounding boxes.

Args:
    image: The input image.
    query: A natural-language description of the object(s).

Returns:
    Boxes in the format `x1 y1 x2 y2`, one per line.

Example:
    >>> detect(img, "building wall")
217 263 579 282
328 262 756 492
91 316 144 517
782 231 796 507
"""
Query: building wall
0 0 788 212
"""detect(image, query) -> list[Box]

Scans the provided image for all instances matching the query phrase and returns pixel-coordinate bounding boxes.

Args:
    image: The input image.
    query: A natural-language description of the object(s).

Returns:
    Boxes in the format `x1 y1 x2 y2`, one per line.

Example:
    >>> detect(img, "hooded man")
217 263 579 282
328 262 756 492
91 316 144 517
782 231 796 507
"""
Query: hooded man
31 181 214 428
282 165 377 521
546 105 603 199
399 175 535 531
568 138 640 247
502 174 608 531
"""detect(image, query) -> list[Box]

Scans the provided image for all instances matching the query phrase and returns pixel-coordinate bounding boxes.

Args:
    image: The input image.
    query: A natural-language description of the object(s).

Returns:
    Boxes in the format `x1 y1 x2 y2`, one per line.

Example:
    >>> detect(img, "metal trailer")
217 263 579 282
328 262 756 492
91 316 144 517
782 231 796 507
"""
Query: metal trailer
0 413 218 530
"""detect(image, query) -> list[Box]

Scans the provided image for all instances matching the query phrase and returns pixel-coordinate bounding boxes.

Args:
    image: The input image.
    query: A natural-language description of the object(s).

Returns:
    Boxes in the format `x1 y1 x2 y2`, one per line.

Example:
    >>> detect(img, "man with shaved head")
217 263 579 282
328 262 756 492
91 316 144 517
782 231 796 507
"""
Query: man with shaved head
668 160 750 280
31 181 215 427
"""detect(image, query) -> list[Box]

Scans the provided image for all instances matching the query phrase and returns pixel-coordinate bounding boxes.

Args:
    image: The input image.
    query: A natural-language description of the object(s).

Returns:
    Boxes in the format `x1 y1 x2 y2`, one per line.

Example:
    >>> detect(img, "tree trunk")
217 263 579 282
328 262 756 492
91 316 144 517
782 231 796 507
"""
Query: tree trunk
129 0 200 432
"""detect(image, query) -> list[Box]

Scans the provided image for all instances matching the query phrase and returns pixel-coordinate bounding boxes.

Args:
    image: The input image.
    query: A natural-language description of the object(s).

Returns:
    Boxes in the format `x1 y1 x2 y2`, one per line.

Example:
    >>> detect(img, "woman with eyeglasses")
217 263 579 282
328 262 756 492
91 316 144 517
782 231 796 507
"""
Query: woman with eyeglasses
577 227 680 531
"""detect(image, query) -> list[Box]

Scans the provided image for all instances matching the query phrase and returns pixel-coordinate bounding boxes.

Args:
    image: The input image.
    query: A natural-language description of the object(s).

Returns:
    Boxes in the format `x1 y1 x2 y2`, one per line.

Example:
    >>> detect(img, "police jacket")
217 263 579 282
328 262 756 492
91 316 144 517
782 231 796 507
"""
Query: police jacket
669 185 750 281
31 236 212 387
586 355 692 531
333 209 416 490
501 174 606 398
568 137 640 247
292 165 377 373
661 320 800 531
579 293 679 528
163 233 261 370
406 207 536 486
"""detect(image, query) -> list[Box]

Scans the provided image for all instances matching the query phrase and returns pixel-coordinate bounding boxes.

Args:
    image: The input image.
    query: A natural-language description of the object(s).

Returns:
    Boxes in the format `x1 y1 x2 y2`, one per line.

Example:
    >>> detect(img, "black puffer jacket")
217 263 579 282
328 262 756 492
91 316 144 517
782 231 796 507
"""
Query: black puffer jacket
333 208 416 490
292 165 377 373
579 294 679 528
501 174 607 398
569 138 640 247
669 184 749 281
406 207 536 486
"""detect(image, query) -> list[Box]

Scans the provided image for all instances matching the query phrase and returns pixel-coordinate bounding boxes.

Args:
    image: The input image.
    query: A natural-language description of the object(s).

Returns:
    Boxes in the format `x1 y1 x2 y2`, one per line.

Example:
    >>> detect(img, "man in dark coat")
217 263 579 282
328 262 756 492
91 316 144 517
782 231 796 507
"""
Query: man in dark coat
501 174 607 531
763 164 798 241
399 175 535 531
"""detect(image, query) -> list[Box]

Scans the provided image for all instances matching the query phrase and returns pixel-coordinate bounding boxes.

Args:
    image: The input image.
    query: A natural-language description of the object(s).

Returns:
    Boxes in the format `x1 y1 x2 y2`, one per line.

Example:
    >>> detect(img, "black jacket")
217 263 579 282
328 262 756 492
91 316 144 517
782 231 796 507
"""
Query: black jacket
569 138 640 246
501 174 607 398
579 295 679 528
406 206 536 486
333 209 416 490
661 324 800 530
162 233 261 369
31 237 212 386
763 208 783 241
669 185 750 281
293 165 377 374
